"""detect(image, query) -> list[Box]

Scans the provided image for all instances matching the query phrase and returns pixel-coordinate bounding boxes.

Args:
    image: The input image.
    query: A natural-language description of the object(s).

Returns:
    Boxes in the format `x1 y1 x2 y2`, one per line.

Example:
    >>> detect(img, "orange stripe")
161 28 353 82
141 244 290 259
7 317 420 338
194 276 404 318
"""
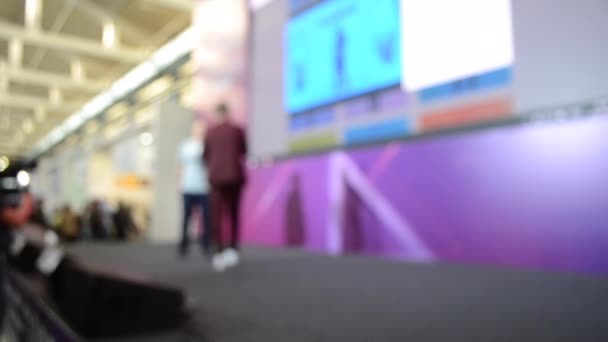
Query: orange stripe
420 97 513 132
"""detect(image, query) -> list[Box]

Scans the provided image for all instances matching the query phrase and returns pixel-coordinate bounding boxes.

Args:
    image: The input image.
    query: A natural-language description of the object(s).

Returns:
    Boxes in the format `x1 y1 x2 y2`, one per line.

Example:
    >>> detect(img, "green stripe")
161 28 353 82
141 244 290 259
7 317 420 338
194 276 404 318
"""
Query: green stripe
289 132 337 153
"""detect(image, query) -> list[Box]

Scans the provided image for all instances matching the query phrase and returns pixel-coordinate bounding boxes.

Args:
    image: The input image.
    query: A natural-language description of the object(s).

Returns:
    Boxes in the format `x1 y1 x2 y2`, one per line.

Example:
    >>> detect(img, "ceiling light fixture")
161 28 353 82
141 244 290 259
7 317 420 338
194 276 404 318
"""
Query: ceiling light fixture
25 0 42 30
31 27 196 158
17 170 31 187
102 19 118 48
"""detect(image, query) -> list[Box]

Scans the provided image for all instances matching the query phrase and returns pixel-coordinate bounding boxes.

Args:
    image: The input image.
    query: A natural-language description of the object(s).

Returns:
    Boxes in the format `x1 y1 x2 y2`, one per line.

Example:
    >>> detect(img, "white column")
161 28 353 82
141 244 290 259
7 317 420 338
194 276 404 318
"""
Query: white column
149 98 192 242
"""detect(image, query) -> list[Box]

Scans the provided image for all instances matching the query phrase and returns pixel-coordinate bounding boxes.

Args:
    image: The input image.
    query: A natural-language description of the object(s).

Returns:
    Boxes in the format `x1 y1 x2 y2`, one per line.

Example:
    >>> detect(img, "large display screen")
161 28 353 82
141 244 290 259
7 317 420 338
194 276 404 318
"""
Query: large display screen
400 0 514 92
285 0 402 114
249 0 608 159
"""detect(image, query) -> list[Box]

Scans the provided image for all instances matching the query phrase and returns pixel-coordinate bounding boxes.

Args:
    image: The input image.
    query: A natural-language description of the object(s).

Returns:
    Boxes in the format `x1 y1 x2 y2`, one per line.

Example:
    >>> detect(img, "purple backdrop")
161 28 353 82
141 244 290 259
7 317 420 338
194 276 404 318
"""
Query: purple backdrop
242 114 608 274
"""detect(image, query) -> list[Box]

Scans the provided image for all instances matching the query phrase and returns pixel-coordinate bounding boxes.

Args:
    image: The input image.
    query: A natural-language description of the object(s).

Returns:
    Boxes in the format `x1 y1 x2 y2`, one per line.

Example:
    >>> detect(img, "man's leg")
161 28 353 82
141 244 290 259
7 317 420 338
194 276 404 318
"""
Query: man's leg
197 194 212 255
229 183 244 250
180 194 194 256
211 186 225 253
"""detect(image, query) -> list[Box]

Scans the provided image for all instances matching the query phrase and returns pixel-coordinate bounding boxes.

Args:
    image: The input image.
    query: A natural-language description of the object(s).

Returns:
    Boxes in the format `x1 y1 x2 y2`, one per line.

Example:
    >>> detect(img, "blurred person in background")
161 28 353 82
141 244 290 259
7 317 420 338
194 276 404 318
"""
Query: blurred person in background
54 205 80 242
90 200 109 240
204 104 247 271
0 190 33 330
80 203 93 239
113 202 138 241
99 199 115 238
178 121 212 257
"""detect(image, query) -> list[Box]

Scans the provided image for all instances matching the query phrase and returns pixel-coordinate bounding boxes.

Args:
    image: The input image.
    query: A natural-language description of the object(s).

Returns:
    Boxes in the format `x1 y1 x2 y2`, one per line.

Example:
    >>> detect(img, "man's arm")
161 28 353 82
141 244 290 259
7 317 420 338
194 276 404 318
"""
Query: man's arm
1 193 34 227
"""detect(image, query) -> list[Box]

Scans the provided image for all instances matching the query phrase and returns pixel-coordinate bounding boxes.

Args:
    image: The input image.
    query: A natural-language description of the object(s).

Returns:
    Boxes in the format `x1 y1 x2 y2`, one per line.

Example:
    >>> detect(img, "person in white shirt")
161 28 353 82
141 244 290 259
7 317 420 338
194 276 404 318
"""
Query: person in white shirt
178 121 211 257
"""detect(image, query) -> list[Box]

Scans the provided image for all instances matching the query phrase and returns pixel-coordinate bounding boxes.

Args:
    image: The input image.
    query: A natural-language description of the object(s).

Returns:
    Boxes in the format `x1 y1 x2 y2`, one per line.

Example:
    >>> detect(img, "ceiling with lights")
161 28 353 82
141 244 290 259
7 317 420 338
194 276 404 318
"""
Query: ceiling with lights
0 0 194 158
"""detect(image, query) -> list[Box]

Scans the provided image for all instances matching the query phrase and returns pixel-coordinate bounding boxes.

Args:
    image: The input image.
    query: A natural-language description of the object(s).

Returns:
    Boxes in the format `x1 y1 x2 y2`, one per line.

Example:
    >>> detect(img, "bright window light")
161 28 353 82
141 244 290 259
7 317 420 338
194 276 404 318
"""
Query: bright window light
400 0 515 91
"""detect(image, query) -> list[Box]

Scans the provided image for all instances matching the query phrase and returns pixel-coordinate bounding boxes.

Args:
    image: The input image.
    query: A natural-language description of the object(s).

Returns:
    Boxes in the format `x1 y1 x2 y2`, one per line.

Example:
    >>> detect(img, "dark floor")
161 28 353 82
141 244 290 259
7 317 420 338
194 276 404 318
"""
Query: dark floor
66 243 608 342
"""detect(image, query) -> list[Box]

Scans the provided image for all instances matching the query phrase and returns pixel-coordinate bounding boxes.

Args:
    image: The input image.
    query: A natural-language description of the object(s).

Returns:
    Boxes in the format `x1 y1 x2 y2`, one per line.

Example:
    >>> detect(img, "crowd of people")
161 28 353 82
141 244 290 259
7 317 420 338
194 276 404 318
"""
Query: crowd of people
32 199 140 243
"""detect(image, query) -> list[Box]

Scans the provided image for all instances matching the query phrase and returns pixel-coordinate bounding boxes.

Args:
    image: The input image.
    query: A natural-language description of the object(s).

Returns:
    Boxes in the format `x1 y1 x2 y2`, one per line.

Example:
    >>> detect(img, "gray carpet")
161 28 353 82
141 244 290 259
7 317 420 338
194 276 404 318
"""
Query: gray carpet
66 243 608 342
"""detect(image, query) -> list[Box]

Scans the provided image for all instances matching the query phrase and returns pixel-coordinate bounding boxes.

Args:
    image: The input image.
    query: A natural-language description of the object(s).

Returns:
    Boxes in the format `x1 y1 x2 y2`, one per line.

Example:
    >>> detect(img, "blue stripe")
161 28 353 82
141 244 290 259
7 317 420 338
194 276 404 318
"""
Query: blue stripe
289 108 336 132
419 67 512 103
345 118 410 145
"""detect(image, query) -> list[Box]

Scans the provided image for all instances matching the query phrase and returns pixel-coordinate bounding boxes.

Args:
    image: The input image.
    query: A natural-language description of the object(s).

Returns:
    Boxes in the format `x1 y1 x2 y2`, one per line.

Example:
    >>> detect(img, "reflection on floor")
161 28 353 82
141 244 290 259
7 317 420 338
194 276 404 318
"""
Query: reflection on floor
67 243 608 342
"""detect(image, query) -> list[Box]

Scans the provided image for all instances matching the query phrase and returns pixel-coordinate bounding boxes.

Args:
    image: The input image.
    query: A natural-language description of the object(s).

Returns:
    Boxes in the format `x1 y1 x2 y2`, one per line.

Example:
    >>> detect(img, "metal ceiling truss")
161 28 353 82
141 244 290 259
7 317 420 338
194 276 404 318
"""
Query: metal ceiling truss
0 0 192 157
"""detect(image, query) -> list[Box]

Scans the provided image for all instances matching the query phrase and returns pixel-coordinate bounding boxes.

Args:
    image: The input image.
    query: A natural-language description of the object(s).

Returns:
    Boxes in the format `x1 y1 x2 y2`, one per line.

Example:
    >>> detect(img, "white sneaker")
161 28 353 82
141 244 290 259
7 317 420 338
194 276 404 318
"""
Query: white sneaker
212 254 227 272
222 248 239 268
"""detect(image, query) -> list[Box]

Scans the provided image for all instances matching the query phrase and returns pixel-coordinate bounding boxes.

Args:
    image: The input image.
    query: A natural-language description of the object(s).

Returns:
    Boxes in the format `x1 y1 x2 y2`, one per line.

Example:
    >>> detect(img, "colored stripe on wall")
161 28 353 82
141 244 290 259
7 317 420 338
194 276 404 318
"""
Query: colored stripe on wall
419 67 512 103
289 131 338 152
420 97 512 132
345 118 411 145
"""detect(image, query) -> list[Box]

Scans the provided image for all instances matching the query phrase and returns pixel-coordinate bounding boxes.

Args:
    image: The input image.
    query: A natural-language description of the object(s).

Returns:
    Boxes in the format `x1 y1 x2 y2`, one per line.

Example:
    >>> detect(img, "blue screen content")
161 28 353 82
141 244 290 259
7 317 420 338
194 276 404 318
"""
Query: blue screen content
285 0 402 114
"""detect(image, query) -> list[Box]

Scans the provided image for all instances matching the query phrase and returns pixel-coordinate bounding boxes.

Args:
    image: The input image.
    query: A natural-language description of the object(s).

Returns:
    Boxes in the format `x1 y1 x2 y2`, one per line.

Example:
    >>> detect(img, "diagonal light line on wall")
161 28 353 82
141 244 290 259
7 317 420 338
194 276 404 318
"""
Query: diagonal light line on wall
329 152 435 260
250 164 295 227
368 143 402 181
327 153 346 255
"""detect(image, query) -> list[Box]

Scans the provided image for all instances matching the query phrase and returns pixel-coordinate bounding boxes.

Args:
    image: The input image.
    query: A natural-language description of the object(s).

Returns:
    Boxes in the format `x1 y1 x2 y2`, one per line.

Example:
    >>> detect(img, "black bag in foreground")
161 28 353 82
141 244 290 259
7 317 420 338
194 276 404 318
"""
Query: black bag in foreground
8 238 186 339
49 258 185 338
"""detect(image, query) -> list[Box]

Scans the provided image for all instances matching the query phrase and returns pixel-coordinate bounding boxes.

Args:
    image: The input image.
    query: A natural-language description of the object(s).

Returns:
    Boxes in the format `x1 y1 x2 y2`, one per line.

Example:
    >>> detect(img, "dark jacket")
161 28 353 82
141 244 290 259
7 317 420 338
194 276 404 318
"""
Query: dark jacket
204 122 247 185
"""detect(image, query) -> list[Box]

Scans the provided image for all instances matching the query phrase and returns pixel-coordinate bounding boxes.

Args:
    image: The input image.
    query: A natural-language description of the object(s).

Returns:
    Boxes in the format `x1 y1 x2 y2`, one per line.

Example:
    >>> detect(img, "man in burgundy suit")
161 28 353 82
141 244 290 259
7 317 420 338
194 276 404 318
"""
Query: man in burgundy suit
204 104 247 271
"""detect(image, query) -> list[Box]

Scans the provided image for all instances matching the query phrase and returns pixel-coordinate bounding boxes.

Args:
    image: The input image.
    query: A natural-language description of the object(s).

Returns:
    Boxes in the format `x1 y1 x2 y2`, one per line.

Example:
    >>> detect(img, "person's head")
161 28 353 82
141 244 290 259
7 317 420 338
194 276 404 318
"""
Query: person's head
191 120 204 140
215 103 230 122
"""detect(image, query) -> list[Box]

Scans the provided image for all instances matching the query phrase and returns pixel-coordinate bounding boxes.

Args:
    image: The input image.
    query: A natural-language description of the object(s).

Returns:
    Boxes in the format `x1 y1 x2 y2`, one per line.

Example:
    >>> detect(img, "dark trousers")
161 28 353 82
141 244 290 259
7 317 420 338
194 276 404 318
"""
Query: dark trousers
181 193 212 255
211 183 243 252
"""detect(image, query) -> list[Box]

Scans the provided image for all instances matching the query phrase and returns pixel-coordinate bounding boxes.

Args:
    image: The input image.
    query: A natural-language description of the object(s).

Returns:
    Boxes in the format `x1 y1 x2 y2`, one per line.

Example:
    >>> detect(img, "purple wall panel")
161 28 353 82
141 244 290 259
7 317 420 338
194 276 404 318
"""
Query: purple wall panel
241 114 608 274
